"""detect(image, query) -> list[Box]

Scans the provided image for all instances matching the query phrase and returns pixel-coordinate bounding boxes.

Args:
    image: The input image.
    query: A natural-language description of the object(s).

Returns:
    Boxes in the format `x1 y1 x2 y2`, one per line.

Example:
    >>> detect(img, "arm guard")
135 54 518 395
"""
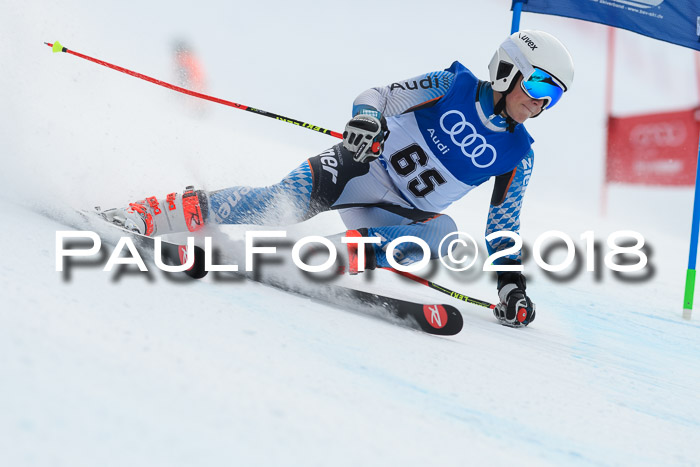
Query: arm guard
485 150 534 266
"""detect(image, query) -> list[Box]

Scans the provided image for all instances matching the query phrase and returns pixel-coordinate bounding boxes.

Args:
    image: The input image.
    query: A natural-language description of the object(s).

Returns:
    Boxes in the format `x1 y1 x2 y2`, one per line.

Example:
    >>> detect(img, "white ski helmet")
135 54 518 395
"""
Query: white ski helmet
488 30 574 109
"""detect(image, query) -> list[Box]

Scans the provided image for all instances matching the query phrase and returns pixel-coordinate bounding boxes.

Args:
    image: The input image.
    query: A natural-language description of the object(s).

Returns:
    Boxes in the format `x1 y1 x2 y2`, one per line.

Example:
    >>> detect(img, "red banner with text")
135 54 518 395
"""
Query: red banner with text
606 108 700 186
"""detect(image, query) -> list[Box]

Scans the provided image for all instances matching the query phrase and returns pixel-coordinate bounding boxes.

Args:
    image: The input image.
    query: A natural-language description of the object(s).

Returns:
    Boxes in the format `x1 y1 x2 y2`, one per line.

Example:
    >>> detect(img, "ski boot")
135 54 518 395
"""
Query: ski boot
99 186 208 237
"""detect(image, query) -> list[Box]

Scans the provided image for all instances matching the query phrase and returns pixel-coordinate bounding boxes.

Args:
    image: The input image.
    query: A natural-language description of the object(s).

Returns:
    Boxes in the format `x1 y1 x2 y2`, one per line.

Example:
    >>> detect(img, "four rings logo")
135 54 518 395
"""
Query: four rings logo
439 110 497 168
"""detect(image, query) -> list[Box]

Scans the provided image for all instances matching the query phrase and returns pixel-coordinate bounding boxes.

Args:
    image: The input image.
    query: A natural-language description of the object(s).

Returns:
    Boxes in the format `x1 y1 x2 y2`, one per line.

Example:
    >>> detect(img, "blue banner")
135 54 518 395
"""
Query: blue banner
518 0 699 51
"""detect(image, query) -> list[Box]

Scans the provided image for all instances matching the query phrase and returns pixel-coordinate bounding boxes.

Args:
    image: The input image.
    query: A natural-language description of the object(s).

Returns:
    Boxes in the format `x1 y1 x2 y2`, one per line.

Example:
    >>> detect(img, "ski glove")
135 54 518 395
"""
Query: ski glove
342 114 388 163
494 272 536 327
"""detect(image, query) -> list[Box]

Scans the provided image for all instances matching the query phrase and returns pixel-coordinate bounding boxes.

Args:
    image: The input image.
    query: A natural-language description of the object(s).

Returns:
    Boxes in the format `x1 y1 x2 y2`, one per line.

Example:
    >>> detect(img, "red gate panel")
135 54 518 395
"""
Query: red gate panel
606 108 700 186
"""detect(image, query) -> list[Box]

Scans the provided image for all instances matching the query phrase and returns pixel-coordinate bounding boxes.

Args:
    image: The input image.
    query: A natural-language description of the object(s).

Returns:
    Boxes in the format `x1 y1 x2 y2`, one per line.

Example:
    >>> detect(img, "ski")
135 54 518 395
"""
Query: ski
68 209 463 335
240 273 464 336
69 209 208 279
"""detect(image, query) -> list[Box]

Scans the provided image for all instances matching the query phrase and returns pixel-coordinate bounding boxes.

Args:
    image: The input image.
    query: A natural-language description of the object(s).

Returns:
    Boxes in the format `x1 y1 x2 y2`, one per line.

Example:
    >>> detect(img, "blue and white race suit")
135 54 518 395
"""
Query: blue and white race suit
208 62 535 269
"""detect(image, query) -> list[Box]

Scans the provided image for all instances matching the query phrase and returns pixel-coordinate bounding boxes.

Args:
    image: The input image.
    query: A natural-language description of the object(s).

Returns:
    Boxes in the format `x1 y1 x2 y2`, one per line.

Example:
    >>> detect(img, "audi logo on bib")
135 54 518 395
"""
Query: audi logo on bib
440 110 497 168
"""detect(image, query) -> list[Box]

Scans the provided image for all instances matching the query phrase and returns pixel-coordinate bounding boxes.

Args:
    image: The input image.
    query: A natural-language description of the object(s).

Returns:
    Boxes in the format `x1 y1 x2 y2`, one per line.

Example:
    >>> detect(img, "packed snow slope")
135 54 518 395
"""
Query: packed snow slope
2 0 700 465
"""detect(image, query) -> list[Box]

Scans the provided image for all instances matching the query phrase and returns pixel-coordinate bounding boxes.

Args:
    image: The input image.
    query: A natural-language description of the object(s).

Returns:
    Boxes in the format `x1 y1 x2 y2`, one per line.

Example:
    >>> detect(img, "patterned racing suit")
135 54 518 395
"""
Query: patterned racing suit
205 61 535 270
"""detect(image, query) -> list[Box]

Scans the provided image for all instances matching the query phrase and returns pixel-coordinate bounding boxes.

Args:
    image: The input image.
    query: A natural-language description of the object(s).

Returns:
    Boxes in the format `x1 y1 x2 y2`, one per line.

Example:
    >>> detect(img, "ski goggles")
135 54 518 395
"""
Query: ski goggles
521 68 565 109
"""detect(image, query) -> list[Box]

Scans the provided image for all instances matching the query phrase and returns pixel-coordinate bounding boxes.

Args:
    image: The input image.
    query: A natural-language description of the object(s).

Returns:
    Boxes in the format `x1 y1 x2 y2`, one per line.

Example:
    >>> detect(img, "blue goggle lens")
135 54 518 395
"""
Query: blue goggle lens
521 68 564 109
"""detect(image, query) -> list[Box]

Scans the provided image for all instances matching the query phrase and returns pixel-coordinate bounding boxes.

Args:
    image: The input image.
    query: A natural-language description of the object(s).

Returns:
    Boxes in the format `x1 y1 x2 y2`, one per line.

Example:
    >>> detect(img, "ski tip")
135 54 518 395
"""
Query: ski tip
420 304 463 336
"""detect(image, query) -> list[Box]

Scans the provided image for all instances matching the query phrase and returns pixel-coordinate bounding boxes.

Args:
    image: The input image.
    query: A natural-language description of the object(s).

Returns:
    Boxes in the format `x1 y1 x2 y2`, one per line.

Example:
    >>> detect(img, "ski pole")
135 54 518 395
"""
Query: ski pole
383 268 496 310
44 41 344 139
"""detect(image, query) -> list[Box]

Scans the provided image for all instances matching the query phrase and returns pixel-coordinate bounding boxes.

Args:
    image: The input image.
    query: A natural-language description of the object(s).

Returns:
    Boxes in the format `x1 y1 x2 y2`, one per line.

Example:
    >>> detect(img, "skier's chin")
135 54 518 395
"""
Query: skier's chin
510 105 535 123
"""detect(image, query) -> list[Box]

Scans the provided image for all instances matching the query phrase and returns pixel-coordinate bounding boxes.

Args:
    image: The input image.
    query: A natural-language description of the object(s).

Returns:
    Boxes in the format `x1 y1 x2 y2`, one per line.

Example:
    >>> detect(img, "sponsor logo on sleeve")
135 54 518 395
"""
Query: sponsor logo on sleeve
390 75 448 91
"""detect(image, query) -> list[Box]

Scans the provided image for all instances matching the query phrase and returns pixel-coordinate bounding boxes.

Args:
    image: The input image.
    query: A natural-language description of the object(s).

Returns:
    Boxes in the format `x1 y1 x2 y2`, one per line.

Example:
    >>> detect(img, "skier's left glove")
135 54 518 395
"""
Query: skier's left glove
343 111 388 163
494 272 536 327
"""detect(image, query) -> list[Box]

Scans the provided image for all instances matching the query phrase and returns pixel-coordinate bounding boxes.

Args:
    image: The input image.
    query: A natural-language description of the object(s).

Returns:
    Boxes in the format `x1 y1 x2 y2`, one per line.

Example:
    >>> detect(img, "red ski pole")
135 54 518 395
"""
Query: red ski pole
45 41 344 139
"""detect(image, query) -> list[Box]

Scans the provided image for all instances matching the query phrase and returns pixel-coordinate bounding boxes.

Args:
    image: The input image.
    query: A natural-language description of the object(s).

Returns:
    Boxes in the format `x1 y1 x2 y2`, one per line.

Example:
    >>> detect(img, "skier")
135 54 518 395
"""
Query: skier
102 30 574 328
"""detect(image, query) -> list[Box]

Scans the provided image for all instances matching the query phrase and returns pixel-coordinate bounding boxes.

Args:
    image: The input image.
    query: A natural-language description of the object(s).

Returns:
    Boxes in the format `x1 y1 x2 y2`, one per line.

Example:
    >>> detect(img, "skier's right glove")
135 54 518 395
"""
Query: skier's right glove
494 272 536 327
342 113 388 163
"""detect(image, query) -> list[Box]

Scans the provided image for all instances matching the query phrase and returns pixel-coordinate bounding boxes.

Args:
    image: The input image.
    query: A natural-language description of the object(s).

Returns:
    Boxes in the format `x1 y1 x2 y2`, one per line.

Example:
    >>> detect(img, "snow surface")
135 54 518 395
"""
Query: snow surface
2 0 700 465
